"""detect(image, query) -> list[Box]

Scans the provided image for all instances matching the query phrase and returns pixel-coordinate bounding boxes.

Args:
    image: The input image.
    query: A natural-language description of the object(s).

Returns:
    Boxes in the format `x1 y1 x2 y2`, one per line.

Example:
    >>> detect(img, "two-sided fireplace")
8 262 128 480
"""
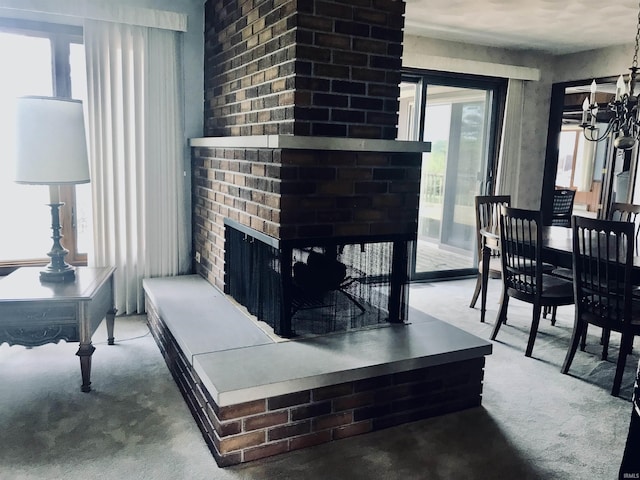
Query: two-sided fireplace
224 218 411 337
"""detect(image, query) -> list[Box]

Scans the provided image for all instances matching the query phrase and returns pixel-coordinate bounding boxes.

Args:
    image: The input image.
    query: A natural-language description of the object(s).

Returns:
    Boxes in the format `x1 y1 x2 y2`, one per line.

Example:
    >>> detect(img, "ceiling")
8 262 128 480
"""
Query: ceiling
404 0 640 55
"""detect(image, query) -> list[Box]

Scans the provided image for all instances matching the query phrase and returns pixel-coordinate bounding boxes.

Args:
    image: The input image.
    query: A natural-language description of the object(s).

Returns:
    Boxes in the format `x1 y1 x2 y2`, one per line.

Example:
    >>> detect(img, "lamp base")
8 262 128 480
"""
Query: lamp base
40 201 76 283
40 264 76 283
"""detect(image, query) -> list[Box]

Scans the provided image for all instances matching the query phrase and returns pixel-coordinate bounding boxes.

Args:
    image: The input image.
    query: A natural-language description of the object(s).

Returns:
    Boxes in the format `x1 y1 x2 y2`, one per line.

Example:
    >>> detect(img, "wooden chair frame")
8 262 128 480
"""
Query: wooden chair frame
562 216 640 396
491 206 574 357
469 195 510 323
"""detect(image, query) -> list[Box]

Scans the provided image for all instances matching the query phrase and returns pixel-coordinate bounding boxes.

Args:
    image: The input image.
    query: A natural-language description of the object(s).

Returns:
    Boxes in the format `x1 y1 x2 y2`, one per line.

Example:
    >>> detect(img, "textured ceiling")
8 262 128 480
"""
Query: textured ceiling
404 0 640 54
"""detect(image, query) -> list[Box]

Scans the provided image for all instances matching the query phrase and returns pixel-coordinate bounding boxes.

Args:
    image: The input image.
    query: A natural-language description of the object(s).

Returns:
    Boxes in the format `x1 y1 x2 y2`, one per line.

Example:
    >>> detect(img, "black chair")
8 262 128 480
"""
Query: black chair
550 188 576 227
610 202 640 253
600 203 640 354
469 195 511 323
491 206 574 357
561 216 640 396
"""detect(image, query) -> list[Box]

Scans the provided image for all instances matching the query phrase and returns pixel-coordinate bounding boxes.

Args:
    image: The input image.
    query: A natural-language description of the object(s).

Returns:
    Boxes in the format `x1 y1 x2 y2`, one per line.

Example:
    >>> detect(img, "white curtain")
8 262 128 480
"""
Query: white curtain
495 79 524 198
84 20 189 315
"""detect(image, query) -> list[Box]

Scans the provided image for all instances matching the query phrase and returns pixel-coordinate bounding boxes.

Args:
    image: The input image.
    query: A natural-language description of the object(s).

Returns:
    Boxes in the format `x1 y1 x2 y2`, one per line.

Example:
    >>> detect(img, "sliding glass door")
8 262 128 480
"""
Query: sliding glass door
399 72 506 280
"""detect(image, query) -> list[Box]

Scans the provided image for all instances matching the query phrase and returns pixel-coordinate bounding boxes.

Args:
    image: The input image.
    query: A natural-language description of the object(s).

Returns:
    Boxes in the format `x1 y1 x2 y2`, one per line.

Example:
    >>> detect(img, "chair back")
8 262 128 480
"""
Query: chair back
499 206 543 302
551 189 576 227
572 216 635 329
474 195 510 256
609 202 640 253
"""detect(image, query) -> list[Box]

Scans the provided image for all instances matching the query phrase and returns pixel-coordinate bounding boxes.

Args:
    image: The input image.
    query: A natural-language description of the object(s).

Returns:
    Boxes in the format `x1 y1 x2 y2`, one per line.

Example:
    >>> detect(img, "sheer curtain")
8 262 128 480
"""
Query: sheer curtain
495 79 524 197
84 20 189 314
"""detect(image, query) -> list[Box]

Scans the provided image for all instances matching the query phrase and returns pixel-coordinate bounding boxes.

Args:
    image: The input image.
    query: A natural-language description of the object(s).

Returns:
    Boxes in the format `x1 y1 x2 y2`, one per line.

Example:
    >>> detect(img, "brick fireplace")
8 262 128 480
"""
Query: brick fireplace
192 0 427 298
143 0 488 467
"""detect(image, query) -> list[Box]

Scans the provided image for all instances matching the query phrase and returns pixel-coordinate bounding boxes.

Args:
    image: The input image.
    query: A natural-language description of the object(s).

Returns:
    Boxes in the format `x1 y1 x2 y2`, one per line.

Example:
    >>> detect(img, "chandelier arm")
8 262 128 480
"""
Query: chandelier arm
582 120 615 143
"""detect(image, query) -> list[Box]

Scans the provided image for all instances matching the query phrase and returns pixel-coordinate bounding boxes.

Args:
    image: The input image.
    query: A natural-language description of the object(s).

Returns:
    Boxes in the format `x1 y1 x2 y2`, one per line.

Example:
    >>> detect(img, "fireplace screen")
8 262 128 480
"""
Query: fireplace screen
224 219 410 337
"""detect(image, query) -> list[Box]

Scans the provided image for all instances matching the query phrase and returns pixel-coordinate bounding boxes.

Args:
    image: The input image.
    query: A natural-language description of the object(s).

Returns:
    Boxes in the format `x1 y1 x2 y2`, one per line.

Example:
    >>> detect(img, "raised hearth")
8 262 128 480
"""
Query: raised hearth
143 275 492 466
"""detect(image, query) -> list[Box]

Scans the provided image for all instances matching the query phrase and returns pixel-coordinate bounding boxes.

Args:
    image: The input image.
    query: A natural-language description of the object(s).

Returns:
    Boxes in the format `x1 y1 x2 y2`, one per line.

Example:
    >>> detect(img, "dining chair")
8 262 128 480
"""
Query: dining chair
469 195 511 323
610 202 640 252
490 206 574 357
561 216 640 396
550 188 576 227
595 203 640 357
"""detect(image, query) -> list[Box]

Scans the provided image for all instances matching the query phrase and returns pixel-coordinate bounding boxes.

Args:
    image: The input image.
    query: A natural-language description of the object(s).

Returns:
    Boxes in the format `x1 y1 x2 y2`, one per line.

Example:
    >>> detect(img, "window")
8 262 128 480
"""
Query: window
0 20 90 269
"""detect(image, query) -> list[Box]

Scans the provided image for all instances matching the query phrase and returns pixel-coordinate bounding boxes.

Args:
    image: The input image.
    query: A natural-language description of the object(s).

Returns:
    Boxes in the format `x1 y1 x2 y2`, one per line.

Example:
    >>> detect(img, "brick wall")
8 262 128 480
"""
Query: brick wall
192 145 421 289
209 358 483 465
196 0 414 290
204 0 405 138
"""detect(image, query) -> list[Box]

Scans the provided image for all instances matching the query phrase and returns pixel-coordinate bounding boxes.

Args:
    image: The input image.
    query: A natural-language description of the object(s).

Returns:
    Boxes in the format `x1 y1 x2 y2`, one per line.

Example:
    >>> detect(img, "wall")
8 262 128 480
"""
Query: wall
552 43 636 84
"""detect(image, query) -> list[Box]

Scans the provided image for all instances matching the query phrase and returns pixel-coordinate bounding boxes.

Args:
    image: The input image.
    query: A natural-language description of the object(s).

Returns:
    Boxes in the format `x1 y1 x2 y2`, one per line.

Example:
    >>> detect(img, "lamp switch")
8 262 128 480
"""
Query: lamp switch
195 251 201 263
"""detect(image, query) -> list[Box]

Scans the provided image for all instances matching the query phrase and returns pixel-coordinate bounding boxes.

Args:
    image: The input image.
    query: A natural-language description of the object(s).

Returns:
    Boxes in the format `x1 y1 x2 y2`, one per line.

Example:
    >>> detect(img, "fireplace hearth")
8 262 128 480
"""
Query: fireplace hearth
224 219 411 337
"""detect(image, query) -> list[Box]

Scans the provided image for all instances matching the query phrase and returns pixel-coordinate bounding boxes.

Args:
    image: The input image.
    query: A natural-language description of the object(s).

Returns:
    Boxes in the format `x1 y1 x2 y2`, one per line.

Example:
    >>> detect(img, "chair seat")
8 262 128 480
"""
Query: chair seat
541 274 574 300
550 267 573 281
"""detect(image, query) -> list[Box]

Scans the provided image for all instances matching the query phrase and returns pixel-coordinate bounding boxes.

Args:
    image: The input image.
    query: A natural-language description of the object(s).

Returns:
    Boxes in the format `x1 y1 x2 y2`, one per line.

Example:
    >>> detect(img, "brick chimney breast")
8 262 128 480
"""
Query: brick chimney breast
195 0 424 291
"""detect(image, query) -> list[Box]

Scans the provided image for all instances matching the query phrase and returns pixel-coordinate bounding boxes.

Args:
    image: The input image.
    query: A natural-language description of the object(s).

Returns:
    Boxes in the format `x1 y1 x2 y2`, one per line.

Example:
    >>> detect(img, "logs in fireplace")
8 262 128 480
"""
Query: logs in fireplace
224 219 410 337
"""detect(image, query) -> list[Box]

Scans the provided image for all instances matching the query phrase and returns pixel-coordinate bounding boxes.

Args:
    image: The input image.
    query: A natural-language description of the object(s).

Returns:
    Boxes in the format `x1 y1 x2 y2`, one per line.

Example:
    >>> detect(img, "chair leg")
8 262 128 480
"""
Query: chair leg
490 291 509 341
469 273 481 308
551 306 557 326
601 328 611 361
562 318 586 375
612 334 634 396
525 304 542 357
580 325 588 351
479 246 491 323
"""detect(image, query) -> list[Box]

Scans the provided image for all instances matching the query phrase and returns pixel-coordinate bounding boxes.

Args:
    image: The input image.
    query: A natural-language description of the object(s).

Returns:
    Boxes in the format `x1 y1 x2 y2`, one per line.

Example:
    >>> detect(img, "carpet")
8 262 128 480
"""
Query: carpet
0 278 634 479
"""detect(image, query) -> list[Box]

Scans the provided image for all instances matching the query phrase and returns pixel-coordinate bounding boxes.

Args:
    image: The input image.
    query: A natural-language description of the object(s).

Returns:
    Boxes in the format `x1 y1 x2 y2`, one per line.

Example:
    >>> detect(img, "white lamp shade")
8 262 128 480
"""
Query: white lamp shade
15 96 90 185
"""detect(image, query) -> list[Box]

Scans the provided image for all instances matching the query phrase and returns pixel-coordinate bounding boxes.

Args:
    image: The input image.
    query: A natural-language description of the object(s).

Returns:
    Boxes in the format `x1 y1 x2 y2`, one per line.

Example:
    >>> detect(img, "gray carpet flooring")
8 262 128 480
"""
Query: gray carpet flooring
0 277 635 479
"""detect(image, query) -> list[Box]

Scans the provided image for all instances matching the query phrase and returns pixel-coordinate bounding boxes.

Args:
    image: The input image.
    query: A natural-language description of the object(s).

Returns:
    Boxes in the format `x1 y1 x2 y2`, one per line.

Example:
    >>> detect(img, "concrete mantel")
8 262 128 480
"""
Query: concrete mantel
190 135 431 153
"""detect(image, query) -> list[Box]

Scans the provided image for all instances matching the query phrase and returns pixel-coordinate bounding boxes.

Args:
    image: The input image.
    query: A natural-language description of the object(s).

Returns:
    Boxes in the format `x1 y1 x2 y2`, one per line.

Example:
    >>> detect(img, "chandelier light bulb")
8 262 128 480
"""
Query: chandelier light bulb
616 75 626 101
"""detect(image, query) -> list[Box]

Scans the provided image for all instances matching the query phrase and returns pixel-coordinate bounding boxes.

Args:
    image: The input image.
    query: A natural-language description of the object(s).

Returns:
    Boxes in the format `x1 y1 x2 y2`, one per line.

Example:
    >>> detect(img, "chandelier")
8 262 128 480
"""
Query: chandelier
581 3 640 150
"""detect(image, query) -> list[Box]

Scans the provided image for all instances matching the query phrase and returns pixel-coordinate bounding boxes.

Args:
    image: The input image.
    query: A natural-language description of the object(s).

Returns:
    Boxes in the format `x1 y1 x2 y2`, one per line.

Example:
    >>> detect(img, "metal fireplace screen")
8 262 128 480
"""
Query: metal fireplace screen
224 219 408 337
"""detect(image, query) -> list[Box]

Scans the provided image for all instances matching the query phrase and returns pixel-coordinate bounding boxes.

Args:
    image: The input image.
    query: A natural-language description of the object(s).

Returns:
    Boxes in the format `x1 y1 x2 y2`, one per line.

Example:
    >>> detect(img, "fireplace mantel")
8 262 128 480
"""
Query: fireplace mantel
190 135 431 153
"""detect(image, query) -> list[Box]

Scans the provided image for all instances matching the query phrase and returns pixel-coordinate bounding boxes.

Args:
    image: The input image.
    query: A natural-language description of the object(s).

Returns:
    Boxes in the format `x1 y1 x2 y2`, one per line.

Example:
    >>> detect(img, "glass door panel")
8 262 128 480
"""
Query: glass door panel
399 75 503 280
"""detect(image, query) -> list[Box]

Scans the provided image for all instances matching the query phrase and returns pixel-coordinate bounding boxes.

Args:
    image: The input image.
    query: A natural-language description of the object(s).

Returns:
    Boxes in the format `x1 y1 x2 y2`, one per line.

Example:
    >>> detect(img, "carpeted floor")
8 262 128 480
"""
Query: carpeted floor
0 277 635 479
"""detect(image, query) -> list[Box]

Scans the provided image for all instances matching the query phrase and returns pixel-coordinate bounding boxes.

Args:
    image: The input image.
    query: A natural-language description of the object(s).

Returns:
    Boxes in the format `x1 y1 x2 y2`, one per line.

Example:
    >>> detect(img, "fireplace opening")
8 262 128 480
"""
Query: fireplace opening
224 219 410 338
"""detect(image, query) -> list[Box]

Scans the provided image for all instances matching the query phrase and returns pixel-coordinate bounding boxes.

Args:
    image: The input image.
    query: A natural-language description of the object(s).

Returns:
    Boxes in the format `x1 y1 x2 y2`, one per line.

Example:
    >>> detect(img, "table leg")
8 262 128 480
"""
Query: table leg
106 308 117 345
76 342 96 393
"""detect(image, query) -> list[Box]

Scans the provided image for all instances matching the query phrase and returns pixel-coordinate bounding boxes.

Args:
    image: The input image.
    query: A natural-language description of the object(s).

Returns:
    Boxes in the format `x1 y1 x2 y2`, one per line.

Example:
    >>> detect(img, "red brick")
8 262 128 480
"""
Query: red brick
268 390 311 410
244 411 290 431
268 420 311 441
217 430 265 454
312 411 353 431
217 399 267 421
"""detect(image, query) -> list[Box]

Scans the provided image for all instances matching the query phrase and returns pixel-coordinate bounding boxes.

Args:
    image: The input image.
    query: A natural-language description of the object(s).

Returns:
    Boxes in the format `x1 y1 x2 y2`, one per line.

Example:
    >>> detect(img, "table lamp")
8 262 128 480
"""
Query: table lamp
14 96 90 283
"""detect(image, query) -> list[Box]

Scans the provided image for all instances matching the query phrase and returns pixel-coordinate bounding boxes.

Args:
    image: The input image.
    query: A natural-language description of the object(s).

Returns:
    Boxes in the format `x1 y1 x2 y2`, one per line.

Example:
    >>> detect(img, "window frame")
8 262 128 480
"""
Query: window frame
0 18 86 271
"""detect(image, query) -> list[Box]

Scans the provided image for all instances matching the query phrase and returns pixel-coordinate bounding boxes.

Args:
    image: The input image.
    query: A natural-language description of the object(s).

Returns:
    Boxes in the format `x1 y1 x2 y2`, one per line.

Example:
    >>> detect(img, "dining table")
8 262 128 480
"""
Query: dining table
481 224 640 281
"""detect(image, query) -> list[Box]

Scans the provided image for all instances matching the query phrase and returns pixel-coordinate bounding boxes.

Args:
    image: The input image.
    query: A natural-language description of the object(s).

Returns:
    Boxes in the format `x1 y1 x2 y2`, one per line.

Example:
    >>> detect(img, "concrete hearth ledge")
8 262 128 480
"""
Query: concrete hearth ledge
190 135 432 153
143 275 492 408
